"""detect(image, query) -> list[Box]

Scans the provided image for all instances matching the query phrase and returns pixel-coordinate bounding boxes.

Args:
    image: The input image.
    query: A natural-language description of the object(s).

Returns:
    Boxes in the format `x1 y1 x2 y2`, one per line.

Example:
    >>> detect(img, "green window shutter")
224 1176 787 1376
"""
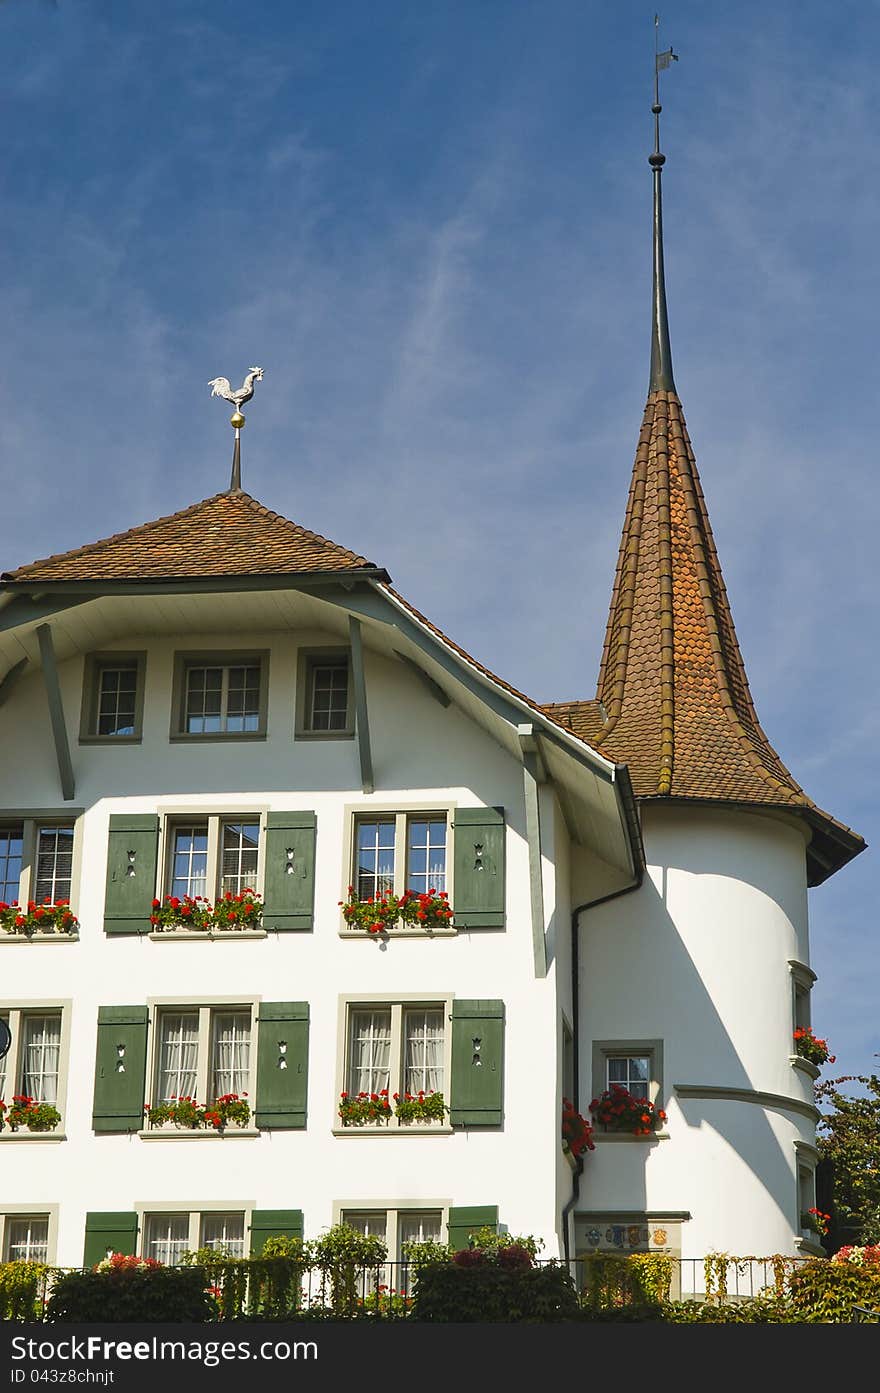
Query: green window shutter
83 1212 139 1267
450 999 504 1126
249 1210 304 1255
104 814 159 935
263 812 316 931
446 1206 498 1251
452 807 505 929
255 1002 309 1128
92 1006 149 1132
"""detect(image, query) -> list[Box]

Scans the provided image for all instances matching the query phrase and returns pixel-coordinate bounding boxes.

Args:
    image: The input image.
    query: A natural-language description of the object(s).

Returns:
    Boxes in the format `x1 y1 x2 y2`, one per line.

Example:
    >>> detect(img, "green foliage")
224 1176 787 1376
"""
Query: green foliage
787 1255 880 1322
0 1262 51 1319
0 899 77 936
401 1238 453 1269
45 1266 215 1322
337 1091 392 1125
816 1071 880 1246
580 1252 672 1311
143 1094 251 1130
310 1223 389 1315
393 1090 447 1123
0 1097 62 1132
464 1226 543 1259
340 887 453 934
149 891 262 932
410 1261 580 1322
663 1297 795 1323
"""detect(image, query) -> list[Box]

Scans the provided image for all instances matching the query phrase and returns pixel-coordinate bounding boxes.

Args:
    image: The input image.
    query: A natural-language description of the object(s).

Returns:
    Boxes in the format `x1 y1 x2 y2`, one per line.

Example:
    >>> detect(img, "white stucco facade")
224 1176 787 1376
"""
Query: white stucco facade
0 578 827 1271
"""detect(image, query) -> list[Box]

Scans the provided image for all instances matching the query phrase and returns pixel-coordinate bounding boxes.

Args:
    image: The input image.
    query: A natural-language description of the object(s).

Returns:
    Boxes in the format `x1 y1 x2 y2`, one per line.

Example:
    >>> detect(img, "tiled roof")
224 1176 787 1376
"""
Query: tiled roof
2 490 382 583
544 388 864 884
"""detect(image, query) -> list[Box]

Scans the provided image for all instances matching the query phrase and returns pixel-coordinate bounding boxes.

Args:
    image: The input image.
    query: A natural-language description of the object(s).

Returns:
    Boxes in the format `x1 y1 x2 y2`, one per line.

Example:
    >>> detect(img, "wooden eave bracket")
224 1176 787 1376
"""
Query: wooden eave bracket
36 624 75 801
518 724 547 979
349 616 374 795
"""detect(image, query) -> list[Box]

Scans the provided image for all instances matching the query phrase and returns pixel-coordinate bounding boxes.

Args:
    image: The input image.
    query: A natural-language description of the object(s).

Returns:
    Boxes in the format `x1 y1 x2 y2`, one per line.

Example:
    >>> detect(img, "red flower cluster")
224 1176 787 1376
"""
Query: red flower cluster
804 1207 831 1238
145 1093 250 1130
0 1094 62 1132
149 890 262 933
0 897 78 937
339 886 453 935
589 1085 667 1137
793 1027 835 1067
94 1253 161 1273
338 1089 393 1125
561 1098 595 1157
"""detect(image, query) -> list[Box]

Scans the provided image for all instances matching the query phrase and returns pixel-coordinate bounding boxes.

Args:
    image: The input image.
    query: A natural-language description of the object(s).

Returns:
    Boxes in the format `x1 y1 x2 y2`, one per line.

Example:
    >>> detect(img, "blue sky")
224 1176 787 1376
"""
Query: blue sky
1 0 876 1080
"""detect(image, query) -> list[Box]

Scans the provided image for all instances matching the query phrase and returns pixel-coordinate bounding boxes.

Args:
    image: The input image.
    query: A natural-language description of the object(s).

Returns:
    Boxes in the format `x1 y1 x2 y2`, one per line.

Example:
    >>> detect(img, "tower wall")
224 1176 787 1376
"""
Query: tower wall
577 802 818 1263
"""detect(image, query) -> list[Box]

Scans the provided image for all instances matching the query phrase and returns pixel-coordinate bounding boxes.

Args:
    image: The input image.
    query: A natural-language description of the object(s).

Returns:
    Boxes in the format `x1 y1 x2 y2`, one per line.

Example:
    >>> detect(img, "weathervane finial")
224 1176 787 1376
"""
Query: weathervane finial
648 16 678 394
207 366 265 492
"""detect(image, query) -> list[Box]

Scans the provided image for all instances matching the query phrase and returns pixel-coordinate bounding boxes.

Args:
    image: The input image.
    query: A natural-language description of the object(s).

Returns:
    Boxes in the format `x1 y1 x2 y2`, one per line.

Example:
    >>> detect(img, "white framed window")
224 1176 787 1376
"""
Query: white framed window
337 1206 445 1291
140 1209 248 1262
591 1038 664 1135
296 649 354 738
0 816 81 916
337 997 450 1131
171 652 269 741
352 812 450 900
0 1210 57 1263
161 815 263 902
79 652 146 742
0 1004 70 1134
789 960 816 1036
152 1005 253 1108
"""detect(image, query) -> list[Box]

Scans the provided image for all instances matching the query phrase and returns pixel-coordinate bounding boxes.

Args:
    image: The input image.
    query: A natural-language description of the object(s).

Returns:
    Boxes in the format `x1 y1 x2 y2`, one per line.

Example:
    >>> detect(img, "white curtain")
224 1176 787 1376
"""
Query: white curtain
6 1218 49 1263
0 1014 7 1100
398 1211 442 1254
20 1014 61 1104
158 1013 199 1101
145 1215 189 1265
201 1214 245 1257
404 1009 444 1095
348 1010 391 1095
211 1013 251 1098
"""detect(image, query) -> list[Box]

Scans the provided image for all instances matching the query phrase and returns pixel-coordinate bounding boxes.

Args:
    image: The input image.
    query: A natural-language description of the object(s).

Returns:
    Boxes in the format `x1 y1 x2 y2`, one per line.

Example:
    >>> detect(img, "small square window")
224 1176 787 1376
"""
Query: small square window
171 652 269 741
80 653 146 742
591 1039 664 1139
296 650 354 738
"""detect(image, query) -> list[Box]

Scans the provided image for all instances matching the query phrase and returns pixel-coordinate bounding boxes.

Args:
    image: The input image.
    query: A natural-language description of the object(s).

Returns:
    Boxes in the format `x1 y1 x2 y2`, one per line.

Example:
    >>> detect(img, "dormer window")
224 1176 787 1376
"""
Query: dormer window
296 649 354 738
171 652 269 741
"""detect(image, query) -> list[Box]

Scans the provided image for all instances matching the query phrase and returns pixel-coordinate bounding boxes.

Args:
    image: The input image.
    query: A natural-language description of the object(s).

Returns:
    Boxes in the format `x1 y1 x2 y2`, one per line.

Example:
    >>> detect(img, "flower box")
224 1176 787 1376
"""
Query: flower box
149 891 263 933
793 1027 834 1067
393 1090 447 1125
144 1093 251 1131
338 1090 393 1125
589 1085 666 1136
0 899 78 937
339 888 453 935
0 1095 62 1132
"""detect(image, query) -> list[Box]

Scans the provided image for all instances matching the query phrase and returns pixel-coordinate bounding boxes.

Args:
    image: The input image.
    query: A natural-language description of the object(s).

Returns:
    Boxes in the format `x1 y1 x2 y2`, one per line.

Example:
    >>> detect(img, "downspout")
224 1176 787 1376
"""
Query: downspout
561 775 645 1261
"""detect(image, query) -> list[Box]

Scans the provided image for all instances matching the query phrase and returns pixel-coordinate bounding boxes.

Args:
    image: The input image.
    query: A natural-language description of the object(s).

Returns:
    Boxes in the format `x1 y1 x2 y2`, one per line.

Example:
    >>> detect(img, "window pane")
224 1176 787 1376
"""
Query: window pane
144 1215 189 1266
309 662 349 731
225 665 260 733
169 825 208 899
200 1214 245 1257
157 1013 199 1102
96 664 138 736
0 824 23 903
348 1009 392 1096
398 1211 442 1259
185 667 223 734
341 1211 387 1240
19 1014 61 1106
355 820 396 899
210 1012 251 1098
406 819 446 894
34 826 74 903
5 1217 49 1263
606 1055 650 1099
403 1008 444 1095
220 822 260 896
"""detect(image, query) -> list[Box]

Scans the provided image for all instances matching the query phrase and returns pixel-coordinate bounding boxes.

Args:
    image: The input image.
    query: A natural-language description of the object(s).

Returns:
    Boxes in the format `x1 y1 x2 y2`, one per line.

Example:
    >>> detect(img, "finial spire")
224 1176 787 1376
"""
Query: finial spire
208 366 265 493
648 16 678 393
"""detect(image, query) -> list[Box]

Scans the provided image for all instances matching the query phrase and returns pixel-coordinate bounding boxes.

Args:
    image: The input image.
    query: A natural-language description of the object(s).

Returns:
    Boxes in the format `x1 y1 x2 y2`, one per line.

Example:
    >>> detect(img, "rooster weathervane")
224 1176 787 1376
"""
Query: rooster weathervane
208 366 264 492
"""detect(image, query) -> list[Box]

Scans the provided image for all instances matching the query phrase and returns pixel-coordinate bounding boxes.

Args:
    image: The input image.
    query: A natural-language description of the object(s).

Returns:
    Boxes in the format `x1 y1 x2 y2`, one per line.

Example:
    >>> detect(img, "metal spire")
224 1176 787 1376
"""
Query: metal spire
207 367 265 493
648 16 678 393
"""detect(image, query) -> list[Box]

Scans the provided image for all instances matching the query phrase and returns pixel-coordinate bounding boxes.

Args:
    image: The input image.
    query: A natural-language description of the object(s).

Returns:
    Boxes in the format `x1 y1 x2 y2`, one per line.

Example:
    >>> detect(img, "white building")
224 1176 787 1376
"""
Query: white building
0 118 864 1277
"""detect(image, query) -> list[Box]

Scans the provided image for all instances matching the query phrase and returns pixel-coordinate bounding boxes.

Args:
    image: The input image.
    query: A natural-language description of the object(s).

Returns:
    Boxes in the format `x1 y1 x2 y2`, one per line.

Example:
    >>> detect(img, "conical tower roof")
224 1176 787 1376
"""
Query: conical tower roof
545 56 864 885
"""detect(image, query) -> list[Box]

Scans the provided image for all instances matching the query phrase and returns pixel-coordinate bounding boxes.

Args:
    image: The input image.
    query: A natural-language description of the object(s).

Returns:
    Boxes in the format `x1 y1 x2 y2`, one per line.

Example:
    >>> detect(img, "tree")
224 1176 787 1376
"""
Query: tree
816 1069 880 1250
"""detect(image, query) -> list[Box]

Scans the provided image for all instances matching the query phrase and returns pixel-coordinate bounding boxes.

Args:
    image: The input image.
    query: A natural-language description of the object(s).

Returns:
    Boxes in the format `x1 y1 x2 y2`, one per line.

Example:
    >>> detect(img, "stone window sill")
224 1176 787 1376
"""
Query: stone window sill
794 1235 825 1259
332 1125 453 1138
338 928 457 940
592 1131 670 1143
790 1055 821 1080
138 1128 259 1140
148 931 267 942
0 934 78 945
0 1132 66 1142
